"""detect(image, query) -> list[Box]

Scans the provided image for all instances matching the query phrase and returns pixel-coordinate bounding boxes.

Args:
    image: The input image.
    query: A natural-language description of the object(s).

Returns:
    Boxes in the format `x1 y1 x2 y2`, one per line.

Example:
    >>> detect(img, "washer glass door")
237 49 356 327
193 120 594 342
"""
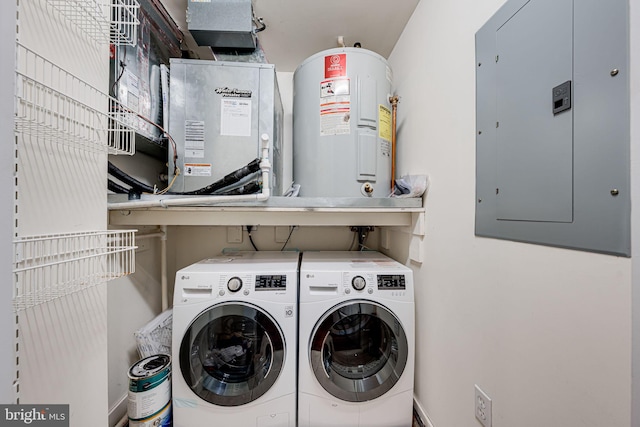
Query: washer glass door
179 302 285 406
309 300 408 402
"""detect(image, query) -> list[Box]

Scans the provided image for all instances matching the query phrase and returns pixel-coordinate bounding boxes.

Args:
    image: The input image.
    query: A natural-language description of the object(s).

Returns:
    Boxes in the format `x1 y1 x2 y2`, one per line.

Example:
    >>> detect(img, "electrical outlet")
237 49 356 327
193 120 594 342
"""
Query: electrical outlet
227 226 243 243
475 384 492 427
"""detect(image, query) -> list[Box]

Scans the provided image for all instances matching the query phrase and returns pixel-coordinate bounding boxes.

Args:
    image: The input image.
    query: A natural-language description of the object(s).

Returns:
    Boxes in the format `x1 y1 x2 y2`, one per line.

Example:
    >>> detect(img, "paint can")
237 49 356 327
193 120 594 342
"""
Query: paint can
128 354 172 427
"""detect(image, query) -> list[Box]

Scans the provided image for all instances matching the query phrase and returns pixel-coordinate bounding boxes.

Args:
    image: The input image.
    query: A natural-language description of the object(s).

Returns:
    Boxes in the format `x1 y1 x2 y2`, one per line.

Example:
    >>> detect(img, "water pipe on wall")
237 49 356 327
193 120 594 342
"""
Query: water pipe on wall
389 95 399 193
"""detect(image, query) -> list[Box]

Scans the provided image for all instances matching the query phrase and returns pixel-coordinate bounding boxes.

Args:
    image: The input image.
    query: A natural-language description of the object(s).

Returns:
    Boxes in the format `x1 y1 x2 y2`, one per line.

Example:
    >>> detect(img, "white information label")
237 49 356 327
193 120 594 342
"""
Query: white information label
185 120 205 150
321 78 350 99
184 163 211 177
320 79 351 136
125 69 140 98
381 140 391 157
320 109 351 136
221 99 252 137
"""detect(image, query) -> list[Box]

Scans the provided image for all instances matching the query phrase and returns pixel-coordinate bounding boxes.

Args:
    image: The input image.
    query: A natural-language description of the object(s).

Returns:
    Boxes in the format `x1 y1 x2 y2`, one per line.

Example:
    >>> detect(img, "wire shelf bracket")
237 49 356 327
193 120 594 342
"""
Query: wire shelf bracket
15 44 135 155
45 0 140 46
13 230 137 311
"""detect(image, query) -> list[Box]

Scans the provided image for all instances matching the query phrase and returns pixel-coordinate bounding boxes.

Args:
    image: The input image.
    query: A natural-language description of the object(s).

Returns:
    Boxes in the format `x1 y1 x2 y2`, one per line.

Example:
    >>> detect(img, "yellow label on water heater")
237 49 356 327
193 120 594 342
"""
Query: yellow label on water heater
379 105 392 142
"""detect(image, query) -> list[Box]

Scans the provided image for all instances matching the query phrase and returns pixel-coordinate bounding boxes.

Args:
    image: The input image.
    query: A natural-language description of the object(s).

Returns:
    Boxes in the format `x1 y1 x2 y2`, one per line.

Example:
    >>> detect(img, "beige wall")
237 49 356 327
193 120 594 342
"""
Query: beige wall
388 1 633 426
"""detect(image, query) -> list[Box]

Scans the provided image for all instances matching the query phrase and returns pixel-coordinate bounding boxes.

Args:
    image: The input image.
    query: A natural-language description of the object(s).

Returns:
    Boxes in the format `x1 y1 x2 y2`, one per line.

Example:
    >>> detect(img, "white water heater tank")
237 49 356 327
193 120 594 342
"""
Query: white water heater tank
293 48 393 197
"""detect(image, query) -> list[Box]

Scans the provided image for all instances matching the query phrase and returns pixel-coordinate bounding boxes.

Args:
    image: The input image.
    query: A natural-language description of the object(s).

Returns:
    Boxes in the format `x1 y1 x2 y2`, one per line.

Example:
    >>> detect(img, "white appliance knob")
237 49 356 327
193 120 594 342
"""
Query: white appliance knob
352 276 366 291
227 277 243 292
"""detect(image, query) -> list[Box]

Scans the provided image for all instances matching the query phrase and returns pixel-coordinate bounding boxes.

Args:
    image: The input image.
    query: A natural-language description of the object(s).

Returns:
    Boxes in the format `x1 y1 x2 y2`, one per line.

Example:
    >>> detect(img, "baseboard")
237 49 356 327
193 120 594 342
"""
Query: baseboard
413 396 435 427
108 393 128 427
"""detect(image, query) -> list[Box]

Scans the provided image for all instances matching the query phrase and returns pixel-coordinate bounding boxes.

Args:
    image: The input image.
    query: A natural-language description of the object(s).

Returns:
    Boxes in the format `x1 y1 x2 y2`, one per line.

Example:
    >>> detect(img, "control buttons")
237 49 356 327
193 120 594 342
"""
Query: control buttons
218 290 225 296
227 277 243 293
352 276 366 291
243 289 250 296
345 288 351 294
368 288 374 294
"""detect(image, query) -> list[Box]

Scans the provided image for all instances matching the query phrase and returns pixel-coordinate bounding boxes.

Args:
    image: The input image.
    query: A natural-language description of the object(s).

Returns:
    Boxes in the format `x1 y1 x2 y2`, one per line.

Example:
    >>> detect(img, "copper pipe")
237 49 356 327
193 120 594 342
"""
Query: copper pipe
389 95 400 193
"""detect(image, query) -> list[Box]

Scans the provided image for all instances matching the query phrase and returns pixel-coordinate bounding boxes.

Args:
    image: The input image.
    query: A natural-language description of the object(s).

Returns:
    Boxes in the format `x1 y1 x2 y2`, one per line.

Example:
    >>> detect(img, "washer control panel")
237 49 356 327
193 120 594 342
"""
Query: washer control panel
215 274 289 298
341 272 409 298
377 274 406 290
255 275 287 291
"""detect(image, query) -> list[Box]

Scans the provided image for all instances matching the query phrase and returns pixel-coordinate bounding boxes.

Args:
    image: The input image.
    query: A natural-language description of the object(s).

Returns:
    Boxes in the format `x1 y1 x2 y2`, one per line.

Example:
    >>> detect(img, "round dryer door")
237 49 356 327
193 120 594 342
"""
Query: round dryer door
179 302 285 406
309 300 409 402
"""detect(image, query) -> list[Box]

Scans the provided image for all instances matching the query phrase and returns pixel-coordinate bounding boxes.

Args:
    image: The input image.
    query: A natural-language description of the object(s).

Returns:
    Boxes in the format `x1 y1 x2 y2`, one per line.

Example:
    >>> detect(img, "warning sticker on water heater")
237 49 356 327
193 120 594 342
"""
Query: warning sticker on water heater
379 105 392 142
320 78 350 136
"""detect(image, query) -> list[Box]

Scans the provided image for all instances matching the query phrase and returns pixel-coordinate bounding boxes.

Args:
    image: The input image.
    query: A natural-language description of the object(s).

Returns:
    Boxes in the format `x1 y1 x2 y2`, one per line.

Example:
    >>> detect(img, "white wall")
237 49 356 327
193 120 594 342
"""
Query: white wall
15 0 111 424
0 1 16 403
388 1 633 426
629 1 640 425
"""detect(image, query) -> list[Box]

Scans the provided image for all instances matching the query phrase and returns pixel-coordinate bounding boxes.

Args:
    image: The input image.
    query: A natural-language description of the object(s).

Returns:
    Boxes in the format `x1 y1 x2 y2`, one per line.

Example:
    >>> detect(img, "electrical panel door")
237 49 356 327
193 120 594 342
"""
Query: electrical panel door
475 0 630 256
495 0 573 222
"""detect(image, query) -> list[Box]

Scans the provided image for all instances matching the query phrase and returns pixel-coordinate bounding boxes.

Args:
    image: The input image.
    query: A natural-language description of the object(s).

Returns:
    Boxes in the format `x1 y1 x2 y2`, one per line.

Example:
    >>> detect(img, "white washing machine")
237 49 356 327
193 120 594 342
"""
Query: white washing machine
171 251 299 427
298 251 415 427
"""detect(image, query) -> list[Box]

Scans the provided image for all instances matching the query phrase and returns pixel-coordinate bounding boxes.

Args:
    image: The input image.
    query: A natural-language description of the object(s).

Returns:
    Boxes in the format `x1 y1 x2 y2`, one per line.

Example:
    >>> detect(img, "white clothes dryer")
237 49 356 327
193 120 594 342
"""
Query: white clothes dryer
172 251 299 427
298 251 415 427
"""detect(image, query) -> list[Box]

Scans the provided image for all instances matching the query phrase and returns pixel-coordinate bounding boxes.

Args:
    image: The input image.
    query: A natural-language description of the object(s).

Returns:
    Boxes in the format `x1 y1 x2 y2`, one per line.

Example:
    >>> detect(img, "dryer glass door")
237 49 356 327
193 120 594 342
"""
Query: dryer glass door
179 302 285 406
309 300 409 402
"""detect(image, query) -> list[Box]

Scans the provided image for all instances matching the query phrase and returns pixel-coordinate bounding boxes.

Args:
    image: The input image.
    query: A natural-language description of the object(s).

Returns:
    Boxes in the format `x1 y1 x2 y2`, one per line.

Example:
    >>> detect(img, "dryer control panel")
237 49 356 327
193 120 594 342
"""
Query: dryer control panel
340 272 409 298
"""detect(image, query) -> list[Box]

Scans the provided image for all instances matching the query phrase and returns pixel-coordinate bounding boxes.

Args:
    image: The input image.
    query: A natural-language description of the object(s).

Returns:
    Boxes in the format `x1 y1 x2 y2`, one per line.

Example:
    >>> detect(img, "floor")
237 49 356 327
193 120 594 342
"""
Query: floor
413 409 425 427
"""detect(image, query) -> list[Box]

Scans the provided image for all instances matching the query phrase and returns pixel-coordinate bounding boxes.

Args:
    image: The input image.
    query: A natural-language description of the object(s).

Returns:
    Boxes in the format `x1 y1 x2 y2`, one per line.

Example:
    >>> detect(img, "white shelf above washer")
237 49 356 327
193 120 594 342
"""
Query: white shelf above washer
107 196 425 228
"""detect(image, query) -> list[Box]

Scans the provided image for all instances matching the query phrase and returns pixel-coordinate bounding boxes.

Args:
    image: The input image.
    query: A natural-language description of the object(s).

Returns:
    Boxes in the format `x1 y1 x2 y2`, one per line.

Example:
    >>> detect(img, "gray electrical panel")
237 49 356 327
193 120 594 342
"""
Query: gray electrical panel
168 59 284 195
475 0 630 256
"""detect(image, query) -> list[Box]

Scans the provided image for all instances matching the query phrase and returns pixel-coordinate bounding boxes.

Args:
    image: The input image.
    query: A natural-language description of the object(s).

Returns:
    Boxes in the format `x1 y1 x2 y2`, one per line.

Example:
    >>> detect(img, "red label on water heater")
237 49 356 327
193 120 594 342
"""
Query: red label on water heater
325 54 347 78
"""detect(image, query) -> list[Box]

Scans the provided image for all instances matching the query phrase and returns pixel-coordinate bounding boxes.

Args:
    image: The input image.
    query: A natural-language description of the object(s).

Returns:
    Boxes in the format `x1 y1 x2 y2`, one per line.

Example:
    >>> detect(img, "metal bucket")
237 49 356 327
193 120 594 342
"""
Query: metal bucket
128 354 172 426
